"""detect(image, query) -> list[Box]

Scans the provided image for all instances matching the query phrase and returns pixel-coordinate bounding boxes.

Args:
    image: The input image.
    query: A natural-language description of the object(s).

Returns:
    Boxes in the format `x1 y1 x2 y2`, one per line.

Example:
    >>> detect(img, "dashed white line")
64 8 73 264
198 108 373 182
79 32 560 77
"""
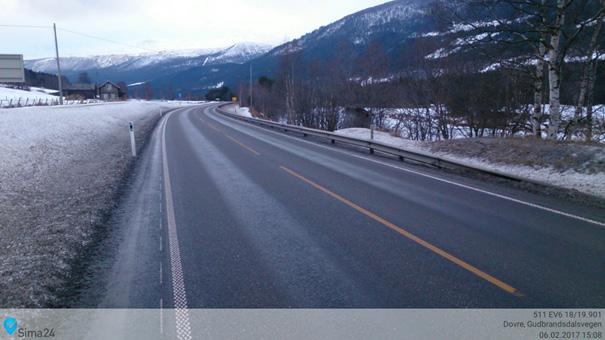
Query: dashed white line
160 298 164 335
161 110 193 340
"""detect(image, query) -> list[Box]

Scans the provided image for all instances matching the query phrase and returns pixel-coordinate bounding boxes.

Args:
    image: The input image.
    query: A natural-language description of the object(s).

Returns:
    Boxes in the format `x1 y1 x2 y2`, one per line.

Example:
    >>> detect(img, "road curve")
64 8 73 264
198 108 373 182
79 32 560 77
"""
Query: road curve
89 102 605 312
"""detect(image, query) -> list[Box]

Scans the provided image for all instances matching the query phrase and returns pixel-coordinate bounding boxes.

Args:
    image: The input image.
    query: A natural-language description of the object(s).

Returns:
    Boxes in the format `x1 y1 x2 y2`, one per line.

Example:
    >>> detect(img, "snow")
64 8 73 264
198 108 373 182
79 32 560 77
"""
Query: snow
203 42 273 65
207 81 225 89
0 85 58 100
0 101 189 307
0 86 58 106
127 81 146 87
25 43 272 73
335 128 605 198
29 86 59 95
433 153 605 198
425 47 460 59
229 105 252 117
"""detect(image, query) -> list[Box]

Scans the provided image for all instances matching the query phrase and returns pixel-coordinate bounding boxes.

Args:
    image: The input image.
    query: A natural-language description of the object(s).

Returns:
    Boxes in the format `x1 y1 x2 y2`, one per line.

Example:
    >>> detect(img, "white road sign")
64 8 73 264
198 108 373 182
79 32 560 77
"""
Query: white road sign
0 54 25 83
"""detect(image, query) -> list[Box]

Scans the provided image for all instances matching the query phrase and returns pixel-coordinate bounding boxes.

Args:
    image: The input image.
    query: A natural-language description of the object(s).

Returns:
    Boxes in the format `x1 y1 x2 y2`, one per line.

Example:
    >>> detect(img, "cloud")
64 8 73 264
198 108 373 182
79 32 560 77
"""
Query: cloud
1 0 389 58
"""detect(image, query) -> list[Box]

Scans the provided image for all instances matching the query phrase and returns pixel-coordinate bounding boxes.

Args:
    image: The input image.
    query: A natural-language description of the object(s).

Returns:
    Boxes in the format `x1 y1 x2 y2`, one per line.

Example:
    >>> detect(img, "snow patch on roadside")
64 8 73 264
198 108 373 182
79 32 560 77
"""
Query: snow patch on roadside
0 86 58 101
231 105 252 117
335 128 605 198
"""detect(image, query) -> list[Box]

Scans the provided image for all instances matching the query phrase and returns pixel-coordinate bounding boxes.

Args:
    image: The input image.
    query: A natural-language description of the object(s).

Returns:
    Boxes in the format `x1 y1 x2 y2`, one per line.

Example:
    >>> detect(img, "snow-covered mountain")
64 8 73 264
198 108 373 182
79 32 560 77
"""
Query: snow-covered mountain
21 0 553 97
25 48 220 72
248 0 441 78
24 42 273 85
26 43 272 73
251 0 546 79
269 0 430 57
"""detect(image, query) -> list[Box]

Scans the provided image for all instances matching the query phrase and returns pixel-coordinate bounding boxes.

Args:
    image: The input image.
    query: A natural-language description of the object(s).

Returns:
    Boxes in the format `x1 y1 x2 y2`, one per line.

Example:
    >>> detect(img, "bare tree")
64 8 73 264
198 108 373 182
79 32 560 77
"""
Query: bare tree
571 0 605 141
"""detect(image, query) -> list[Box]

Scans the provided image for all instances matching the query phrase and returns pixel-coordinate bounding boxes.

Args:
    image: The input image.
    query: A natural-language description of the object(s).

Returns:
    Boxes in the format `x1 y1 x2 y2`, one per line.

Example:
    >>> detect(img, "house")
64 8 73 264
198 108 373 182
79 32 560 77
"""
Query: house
63 83 97 100
99 81 125 101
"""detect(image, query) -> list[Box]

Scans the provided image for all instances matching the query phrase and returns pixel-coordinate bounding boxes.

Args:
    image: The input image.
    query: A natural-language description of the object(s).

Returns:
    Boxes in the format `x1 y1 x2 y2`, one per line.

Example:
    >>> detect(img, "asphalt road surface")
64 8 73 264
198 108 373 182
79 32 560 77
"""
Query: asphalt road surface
85 102 605 312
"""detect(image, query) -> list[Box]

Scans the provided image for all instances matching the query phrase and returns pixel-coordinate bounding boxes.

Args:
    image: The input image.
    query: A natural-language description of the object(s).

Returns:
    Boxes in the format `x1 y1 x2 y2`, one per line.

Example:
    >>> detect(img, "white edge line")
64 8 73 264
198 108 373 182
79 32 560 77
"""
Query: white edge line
209 105 605 228
161 109 193 340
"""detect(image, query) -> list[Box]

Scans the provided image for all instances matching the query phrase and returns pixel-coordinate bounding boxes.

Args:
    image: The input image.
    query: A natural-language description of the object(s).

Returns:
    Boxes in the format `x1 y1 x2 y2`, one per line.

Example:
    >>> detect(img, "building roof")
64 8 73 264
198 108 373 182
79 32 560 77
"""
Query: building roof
100 81 120 89
64 83 96 91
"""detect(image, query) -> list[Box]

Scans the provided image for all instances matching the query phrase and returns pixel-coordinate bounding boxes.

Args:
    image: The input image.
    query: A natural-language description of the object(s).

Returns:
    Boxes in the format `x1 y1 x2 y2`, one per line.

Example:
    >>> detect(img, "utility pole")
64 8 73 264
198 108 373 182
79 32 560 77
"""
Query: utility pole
239 83 242 107
53 23 64 105
249 63 253 109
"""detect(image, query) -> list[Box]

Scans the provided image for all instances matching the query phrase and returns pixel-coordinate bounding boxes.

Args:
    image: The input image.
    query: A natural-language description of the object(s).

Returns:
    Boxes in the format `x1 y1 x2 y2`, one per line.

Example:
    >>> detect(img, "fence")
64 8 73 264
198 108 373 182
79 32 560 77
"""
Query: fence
0 97 101 108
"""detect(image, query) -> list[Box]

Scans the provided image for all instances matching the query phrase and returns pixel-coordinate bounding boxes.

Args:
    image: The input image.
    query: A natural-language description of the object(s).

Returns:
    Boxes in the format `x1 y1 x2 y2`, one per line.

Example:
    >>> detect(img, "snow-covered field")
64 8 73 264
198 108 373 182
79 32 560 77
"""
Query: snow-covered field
0 86 59 106
335 128 605 199
372 105 605 142
0 101 186 307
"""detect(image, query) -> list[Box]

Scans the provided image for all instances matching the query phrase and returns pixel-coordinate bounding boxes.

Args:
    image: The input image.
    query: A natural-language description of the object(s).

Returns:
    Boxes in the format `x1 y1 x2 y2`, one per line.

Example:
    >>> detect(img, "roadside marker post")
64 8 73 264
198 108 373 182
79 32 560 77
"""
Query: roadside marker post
129 121 137 157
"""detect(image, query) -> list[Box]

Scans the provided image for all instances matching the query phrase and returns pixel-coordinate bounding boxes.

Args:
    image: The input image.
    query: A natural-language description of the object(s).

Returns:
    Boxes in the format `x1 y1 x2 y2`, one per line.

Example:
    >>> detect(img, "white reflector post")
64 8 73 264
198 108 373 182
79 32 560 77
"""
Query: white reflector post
129 121 137 157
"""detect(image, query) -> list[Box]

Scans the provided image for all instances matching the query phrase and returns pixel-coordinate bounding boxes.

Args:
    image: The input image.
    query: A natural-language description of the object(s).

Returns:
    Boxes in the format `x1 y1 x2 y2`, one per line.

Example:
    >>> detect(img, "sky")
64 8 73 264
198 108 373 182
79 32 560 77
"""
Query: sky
0 0 389 59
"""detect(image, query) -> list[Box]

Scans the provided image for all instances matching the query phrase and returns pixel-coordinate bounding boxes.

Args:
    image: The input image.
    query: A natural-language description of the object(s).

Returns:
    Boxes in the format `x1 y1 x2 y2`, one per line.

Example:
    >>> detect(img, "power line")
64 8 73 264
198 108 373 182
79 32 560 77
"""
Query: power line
57 27 156 53
0 24 51 29
0 24 155 53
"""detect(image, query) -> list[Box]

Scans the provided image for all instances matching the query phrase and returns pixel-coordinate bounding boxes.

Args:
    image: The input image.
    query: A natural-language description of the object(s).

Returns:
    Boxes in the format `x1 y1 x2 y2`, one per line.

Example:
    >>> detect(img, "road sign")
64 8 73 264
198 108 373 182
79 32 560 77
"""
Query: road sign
0 54 25 83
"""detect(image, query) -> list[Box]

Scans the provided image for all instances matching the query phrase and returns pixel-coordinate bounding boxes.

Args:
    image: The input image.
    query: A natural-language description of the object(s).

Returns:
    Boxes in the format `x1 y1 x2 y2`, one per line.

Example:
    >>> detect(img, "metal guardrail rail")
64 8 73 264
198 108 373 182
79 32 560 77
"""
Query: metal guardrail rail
216 104 549 186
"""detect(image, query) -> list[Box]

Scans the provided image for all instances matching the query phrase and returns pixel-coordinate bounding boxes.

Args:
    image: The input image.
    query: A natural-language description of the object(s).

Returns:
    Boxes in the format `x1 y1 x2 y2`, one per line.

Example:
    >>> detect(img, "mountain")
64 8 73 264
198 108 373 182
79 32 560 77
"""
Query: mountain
24 42 273 96
247 0 530 80
267 0 431 59
148 0 442 95
24 0 595 98
21 1 501 97
246 1 435 76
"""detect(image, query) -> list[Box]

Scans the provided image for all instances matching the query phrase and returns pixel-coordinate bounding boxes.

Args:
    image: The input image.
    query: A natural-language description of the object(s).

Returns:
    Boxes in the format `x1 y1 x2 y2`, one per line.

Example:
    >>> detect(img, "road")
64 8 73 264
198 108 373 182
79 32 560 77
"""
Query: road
83 102 605 314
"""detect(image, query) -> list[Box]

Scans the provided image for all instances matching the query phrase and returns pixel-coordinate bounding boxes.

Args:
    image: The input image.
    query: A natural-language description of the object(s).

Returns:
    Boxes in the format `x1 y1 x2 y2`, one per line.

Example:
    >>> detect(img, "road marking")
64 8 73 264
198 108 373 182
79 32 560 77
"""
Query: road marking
224 133 261 156
280 165 523 297
161 111 193 340
210 107 605 228
160 298 164 335
205 121 221 132
199 112 260 156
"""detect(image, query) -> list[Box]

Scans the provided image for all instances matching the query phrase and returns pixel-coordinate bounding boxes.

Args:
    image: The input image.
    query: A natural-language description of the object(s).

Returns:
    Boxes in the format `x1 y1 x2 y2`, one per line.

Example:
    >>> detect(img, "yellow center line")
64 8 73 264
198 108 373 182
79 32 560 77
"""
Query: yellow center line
280 165 523 297
203 120 260 156
224 133 261 156
205 122 221 132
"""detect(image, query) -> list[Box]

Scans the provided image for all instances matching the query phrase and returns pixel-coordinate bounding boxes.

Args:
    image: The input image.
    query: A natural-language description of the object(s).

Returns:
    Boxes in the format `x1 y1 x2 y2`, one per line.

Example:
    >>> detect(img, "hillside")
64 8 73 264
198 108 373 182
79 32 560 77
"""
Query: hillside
21 0 604 102
25 42 272 95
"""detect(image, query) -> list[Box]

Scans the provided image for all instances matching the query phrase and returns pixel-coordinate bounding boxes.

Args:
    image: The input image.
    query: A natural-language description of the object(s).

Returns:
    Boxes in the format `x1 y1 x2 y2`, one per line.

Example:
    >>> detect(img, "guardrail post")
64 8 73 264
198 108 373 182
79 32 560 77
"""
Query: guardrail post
369 148 375 154
331 139 335 144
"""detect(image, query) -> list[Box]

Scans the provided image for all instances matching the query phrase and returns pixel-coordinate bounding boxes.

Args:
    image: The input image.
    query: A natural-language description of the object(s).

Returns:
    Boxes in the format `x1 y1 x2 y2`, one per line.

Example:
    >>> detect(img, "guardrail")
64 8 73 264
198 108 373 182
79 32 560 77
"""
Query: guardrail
215 104 549 186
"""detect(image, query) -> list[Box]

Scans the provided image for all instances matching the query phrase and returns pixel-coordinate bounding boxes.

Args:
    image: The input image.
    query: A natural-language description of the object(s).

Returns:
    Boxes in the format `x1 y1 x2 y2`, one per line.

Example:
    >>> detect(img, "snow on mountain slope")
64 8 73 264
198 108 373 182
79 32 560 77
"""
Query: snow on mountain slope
271 0 428 55
207 42 273 64
25 43 272 73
